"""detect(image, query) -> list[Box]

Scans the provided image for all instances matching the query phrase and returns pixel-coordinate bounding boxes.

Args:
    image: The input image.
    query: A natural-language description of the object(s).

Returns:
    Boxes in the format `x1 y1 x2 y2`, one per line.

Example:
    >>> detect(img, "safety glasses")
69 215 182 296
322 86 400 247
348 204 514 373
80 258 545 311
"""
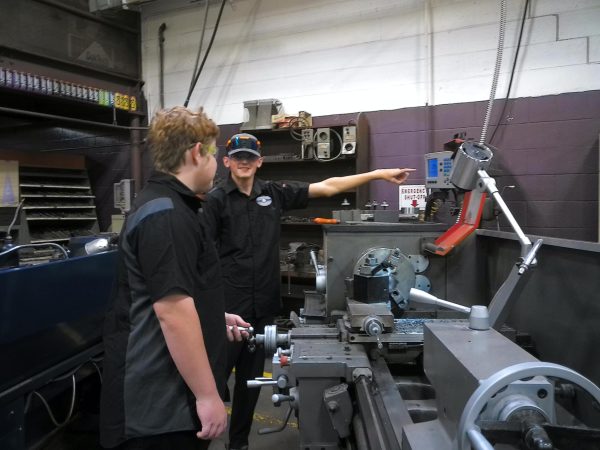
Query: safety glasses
227 135 261 152
188 142 217 156
205 143 217 156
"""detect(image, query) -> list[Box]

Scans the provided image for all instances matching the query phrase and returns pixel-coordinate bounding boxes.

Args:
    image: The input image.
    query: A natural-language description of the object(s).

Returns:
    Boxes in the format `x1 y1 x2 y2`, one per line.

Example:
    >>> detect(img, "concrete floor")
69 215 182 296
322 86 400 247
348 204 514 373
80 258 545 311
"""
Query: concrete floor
210 358 299 450
38 358 299 450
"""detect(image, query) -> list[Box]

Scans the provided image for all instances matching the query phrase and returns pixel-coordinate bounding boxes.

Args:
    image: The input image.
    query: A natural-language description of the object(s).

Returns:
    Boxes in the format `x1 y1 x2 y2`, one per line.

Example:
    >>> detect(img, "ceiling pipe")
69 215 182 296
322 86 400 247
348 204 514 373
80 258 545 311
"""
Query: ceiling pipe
158 23 167 109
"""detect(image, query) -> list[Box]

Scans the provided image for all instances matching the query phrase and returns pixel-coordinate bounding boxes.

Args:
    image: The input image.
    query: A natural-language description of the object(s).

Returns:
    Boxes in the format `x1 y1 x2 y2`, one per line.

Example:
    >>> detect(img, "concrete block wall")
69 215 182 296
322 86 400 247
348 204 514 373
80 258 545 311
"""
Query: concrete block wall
139 0 600 241
140 0 600 124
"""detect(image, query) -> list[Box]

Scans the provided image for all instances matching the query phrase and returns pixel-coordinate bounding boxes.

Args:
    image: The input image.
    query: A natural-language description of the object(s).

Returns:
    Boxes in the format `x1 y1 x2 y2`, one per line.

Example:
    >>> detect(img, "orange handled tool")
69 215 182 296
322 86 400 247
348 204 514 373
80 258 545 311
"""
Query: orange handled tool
312 218 340 224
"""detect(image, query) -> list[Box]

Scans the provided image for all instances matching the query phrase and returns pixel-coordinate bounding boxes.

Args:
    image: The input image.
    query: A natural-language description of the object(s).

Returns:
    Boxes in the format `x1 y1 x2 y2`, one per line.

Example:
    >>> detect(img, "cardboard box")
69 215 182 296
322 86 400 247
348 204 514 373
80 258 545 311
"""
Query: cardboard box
272 111 313 129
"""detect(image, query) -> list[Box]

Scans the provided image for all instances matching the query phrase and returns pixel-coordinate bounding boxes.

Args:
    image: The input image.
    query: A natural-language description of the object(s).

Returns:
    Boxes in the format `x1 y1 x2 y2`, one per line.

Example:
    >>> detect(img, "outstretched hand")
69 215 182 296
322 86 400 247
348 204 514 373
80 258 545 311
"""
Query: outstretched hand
378 168 416 185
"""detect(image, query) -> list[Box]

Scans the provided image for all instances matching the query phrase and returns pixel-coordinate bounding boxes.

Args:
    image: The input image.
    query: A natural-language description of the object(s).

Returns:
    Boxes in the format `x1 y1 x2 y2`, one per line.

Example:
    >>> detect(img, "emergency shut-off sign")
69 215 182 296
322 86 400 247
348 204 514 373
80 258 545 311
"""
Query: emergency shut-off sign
399 185 427 209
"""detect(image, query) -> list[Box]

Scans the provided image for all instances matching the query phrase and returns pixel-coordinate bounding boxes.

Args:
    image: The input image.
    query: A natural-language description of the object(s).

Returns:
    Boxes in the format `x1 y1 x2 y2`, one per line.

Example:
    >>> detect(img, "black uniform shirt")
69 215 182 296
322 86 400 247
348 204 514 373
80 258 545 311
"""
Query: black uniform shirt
202 176 309 319
100 172 227 448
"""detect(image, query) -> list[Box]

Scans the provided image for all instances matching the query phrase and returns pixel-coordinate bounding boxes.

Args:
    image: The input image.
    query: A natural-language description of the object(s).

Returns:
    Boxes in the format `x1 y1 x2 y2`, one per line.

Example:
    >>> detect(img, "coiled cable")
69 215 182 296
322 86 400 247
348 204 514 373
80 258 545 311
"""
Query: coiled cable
480 0 507 144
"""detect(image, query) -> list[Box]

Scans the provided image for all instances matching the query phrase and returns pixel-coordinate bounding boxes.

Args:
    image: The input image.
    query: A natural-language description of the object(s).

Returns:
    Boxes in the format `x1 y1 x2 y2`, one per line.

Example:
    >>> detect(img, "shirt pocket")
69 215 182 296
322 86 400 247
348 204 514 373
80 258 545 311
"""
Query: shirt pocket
253 204 279 242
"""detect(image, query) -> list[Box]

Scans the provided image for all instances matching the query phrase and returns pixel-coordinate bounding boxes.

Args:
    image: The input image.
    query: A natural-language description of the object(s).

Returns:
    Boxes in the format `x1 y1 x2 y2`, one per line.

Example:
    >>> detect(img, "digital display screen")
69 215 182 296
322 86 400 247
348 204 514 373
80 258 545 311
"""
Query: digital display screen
427 158 438 178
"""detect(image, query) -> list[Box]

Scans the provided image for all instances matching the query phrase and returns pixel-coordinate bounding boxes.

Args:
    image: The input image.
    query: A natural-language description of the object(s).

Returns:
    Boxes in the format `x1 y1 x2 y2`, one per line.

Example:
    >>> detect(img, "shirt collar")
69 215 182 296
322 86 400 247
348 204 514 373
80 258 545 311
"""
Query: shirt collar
223 174 262 198
148 171 203 207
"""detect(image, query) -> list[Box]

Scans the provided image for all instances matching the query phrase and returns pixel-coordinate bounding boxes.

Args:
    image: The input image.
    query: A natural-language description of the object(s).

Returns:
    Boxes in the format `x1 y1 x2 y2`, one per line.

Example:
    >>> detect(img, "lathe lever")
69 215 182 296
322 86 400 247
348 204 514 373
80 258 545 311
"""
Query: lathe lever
271 393 294 405
247 375 288 389
518 238 543 275
247 377 277 388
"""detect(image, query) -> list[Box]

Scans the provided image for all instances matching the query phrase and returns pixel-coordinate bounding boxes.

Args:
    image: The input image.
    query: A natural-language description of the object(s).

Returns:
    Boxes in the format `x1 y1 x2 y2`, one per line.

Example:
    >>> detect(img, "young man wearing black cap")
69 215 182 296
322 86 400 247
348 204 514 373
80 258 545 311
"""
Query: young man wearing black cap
202 132 414 450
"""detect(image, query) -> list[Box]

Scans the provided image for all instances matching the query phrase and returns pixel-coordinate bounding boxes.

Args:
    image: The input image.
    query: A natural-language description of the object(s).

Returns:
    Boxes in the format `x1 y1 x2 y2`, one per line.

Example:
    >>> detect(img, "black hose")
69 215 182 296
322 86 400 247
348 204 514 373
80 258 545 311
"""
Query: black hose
158 23 167 109
183 0 227 107
187 0 211 98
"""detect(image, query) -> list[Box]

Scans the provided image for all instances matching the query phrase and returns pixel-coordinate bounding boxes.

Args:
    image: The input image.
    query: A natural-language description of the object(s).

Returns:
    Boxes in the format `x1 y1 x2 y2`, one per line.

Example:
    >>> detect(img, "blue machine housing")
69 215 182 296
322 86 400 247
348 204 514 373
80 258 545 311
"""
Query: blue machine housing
0 250 117 395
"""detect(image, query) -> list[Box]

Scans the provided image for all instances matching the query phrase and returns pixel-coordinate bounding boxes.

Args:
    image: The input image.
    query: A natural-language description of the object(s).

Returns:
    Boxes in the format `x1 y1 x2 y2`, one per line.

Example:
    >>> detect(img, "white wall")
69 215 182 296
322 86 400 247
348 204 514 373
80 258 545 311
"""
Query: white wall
140 0 600 124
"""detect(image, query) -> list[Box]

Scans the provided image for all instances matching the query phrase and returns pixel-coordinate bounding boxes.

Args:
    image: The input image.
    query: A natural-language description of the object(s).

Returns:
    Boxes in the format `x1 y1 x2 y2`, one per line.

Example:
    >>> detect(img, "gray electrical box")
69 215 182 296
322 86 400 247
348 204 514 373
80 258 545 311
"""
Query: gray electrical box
316 128 331 158
114 179 135 213
341 125 356 155
425 151 454 189
301 128 314 159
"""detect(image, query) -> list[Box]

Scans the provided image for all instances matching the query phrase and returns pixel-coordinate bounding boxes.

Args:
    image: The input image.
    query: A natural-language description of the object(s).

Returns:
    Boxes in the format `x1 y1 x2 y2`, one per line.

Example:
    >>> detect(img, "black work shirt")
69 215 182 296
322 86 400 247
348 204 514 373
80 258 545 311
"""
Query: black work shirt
100 172 227 448
202 176 309 319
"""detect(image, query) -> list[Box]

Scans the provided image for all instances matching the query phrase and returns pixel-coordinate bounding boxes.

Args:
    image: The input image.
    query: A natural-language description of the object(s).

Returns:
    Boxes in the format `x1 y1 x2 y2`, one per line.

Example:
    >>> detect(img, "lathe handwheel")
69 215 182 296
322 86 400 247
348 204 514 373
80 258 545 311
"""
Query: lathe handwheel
457 361 600 450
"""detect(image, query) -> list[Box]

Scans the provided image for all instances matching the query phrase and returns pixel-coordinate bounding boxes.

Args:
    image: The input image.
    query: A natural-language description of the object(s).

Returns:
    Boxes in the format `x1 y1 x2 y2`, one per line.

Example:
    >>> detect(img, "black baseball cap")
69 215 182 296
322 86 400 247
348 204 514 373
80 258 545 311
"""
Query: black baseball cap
226 133 261 157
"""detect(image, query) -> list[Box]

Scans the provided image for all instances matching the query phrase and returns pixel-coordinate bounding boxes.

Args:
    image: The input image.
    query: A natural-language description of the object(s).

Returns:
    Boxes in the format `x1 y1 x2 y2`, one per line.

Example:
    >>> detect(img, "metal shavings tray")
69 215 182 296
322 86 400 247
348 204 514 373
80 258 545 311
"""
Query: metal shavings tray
394 318 465 335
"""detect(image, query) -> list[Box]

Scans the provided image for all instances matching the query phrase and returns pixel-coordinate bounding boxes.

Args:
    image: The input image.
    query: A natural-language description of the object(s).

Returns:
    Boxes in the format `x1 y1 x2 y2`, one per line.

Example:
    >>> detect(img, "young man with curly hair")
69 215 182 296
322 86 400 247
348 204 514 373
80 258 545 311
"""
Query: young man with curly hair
101 107 249 450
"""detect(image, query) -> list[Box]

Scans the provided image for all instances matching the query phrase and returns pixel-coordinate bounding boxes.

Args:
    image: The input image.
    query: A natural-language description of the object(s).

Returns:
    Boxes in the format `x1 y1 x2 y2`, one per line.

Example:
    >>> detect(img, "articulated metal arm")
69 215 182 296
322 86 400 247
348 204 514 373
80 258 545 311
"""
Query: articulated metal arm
487 239 543 329
475 169 544 329
476 169 532 258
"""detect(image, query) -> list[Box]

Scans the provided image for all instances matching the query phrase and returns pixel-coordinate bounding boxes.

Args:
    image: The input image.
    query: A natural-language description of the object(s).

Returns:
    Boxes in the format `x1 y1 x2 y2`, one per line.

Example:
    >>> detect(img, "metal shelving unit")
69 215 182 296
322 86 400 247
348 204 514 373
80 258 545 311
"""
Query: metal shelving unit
18 167 99 244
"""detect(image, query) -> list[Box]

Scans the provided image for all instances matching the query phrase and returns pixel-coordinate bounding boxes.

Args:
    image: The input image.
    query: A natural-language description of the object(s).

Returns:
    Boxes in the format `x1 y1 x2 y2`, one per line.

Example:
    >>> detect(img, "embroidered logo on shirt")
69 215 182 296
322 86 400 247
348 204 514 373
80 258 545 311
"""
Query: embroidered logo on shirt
256 195 272 206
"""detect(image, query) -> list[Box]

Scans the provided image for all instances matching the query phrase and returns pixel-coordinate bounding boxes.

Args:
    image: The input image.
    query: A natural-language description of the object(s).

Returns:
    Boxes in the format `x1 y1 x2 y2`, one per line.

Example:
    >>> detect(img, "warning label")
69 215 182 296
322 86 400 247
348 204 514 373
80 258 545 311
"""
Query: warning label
399 185 427 209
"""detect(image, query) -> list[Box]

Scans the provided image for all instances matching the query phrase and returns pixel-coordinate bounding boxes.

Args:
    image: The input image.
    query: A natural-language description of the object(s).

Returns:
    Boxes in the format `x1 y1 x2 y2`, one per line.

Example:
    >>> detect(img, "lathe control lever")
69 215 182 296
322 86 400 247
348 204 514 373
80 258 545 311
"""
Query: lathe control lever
409 289 491 330
518 238 543 275
247 375 288 389
247 377 277 388
409 288 471 314
228 325 254 335
362 315 384 349
228 325 256 352
271 394 294 406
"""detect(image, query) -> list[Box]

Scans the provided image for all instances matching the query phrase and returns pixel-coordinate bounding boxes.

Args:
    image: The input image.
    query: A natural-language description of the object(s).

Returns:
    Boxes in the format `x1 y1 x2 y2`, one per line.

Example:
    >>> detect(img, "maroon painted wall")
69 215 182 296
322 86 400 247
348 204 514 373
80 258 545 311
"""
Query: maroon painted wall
367 90 600 241
199 90 600 242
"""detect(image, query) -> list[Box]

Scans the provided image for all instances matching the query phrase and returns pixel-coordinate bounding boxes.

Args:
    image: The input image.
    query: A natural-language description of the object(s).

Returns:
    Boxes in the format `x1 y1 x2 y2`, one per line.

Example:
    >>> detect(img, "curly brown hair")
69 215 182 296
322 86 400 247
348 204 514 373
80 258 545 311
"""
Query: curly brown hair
147 106 219 173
